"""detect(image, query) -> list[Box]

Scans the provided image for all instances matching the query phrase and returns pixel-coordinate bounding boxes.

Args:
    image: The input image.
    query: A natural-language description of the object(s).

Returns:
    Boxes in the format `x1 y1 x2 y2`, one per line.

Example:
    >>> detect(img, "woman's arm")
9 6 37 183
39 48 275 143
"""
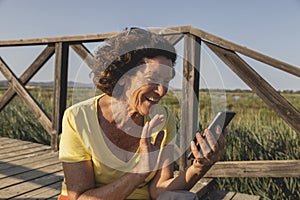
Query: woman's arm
149 127 226 199
63 160 148 200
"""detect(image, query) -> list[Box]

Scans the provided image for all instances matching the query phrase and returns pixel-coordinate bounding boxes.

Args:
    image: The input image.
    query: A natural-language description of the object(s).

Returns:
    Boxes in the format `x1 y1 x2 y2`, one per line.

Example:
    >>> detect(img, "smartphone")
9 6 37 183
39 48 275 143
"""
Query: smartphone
187 110 236 160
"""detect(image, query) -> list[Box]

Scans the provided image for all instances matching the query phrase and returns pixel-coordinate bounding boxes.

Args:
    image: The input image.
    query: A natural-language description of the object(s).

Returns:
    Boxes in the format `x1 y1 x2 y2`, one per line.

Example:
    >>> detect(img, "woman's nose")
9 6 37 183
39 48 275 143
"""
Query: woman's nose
155 83 168 97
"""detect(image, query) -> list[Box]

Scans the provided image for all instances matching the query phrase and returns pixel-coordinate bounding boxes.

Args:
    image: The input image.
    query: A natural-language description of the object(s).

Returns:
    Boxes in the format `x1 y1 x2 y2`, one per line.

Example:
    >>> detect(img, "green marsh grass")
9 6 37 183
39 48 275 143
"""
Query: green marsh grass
0 87 299 199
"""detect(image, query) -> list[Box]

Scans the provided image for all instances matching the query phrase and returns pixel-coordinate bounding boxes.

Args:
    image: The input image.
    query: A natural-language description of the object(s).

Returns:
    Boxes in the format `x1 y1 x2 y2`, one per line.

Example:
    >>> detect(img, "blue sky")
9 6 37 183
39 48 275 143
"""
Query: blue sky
0 0 300 90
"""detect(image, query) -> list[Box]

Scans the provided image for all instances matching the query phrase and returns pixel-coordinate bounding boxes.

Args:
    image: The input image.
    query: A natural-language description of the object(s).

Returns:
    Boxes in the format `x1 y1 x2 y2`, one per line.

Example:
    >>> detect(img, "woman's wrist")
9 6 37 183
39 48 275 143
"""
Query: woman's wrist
187 162 212 177
129 167 150 184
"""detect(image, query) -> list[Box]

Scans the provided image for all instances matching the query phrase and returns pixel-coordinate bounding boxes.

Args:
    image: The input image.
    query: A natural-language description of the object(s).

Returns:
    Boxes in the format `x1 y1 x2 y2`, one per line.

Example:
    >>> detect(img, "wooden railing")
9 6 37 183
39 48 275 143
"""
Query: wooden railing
0 26 299 177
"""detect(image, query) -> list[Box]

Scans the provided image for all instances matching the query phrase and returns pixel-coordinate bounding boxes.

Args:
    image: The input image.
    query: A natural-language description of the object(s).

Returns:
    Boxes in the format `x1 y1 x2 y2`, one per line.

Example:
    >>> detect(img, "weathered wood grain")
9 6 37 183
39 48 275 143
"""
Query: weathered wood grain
0 45 55 111
71 43 95 69
0 57 53 134
205 42 300 136
205 160 300 178
179 34 201 170
52 42 69 151
190 26 300 78
0 26 191 47
0 137 63 199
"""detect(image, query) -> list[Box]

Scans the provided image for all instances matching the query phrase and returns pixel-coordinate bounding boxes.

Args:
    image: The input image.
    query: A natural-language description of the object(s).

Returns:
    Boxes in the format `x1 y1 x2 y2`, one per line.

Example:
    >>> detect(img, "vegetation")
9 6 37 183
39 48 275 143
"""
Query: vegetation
0 86 299 199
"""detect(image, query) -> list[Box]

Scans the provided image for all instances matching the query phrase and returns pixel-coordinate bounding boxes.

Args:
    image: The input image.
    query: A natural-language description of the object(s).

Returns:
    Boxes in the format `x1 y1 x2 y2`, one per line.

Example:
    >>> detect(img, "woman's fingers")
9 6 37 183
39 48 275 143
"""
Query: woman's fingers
204 128 218 153
148 114 164 132
191 133 204 159
192 127 227 170
198 126 225 161
141 114 163 139
140 114 164 152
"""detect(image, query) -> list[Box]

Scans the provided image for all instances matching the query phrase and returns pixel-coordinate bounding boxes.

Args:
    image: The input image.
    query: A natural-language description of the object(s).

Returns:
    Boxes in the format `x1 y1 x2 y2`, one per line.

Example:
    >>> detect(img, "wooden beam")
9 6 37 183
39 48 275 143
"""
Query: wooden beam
179 34 201 170
71 44 95 69
0 45 55 111
0 26 191 47
205 160 300 177
0 33 116 47
190 27 300 78
150 28 184 45
205 42 300 136
0 57 52 134
52 42 69 151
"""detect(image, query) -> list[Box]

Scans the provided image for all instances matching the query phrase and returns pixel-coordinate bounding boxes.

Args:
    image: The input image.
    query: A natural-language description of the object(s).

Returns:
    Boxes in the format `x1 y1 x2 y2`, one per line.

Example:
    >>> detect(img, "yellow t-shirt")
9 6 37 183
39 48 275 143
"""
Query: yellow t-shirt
59 94 176 199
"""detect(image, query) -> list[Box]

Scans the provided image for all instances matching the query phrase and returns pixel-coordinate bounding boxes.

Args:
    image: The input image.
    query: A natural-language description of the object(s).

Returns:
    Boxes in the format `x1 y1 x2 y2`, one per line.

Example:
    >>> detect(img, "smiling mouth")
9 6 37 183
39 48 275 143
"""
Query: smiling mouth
145 96 160 104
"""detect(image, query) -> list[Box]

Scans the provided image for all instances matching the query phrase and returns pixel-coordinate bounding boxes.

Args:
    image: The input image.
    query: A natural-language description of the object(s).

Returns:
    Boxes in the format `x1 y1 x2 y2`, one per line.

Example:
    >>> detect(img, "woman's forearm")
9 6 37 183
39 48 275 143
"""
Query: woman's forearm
171 164 211 190
76 172 147 200
150 164 211 198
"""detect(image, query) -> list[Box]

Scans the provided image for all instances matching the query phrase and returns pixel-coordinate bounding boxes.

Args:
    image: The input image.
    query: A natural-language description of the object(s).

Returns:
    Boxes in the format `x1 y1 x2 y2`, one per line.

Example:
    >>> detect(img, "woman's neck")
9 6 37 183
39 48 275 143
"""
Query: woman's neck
98 95 144 137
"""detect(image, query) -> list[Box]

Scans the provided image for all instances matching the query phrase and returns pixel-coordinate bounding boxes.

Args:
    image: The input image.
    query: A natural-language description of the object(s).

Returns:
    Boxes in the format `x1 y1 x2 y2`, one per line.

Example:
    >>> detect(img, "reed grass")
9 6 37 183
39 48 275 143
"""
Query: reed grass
0 86 299 199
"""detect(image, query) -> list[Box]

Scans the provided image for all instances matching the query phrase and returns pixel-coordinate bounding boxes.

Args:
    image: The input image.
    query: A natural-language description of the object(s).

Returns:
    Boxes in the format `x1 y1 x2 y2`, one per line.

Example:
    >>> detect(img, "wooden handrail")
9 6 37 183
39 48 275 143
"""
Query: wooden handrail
205 160 300 178
0 26 190 47
189 27 300 78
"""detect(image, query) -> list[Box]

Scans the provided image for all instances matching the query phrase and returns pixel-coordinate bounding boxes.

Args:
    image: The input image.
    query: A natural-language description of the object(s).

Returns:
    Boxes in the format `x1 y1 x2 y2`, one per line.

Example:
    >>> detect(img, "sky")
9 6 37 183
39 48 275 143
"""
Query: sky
0 0 300 91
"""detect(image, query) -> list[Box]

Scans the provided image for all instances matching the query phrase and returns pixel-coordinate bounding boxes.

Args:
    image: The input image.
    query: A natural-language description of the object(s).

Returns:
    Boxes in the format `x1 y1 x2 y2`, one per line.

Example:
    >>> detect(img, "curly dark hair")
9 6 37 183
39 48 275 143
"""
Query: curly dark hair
93 28 177 96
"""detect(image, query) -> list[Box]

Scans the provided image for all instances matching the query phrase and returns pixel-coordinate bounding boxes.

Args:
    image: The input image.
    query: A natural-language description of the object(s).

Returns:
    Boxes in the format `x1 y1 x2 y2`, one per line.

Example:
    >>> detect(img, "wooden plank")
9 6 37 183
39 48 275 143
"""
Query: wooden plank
0 152 58 170
190 26 300 78
0 57 53 134
0 170 63 199
0 32 116 47
205 42 300 136
14 181 62 199
179 34 201 170
0 145 50 160
0 26 191 47
0 45 55 111
203 190 260 200
0 138 33 149
71 43 95 69
0 142 44 155
0 149 52 163
0 156 60 179
232 192 260 200
150 28 184 45
0 138 63 199
0 137 30 148
0 162 62 189
190 178 216 199
204 160 300 178
51 42 69 151
0 137 15 144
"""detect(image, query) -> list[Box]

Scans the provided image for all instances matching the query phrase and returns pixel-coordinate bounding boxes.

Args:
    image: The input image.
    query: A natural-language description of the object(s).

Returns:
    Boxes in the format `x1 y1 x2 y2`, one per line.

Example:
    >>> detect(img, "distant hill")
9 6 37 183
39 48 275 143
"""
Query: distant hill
0 80 94 88
0 80 9 86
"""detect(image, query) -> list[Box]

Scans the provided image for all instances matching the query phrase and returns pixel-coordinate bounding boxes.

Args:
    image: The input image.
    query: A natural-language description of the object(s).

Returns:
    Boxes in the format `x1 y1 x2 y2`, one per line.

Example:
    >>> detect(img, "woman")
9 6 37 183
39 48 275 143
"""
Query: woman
59 28 225 200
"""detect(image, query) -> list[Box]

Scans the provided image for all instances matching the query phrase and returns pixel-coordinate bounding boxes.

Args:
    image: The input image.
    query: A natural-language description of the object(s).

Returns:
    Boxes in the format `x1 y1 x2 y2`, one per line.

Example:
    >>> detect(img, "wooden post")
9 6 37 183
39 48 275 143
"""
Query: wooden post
52 42 69 151
179 34 201 170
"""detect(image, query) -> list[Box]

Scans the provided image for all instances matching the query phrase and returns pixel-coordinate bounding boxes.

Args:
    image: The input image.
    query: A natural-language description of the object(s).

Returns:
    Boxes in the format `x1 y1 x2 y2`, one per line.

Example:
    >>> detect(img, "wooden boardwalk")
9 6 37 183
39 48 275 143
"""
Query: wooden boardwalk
0 137 63 199
0 137 260 200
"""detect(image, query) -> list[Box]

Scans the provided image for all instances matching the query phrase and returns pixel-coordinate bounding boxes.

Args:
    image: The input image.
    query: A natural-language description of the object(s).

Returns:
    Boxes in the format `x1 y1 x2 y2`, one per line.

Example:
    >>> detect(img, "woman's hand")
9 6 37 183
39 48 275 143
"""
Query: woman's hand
133 114 165 176
190 126 226 175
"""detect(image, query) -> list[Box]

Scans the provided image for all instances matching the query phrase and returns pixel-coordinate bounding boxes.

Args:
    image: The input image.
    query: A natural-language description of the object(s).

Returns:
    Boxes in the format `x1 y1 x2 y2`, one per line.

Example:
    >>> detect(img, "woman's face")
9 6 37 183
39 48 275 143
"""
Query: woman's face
125 56 173 116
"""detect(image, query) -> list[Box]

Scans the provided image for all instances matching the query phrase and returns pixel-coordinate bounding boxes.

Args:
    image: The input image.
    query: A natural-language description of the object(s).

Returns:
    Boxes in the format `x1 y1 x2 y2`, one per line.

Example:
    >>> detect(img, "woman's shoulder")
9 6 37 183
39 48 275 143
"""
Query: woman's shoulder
65 94 104 116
